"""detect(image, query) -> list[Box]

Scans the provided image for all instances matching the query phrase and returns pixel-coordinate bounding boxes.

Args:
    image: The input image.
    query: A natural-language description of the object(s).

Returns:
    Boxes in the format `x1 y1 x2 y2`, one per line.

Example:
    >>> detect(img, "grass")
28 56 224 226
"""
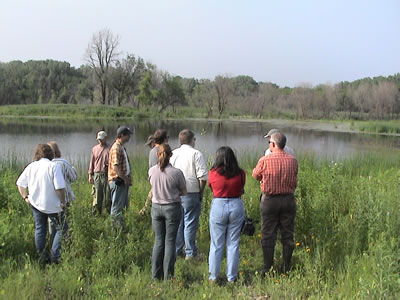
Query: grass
355 120 400 134
0 152 399 299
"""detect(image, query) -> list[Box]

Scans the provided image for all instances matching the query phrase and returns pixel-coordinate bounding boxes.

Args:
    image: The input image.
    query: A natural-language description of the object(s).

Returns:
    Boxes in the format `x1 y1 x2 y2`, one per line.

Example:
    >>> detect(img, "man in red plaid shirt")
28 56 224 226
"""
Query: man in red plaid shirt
252 131 298 274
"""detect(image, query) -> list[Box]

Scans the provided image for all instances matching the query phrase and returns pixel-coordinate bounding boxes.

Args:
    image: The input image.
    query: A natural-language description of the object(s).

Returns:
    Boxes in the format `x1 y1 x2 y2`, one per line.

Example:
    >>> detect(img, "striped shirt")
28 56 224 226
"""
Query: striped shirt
252 151 298 195
53 158 77 203
108 140 130 182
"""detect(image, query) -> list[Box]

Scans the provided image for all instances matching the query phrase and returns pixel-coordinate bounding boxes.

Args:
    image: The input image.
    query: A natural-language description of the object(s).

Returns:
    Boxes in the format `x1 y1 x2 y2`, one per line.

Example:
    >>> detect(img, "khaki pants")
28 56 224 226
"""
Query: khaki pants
92 172 111 214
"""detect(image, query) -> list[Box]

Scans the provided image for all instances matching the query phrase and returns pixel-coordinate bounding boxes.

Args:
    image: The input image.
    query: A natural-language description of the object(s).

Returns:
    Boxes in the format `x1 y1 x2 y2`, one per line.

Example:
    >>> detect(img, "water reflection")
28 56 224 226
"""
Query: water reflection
1 118 399 164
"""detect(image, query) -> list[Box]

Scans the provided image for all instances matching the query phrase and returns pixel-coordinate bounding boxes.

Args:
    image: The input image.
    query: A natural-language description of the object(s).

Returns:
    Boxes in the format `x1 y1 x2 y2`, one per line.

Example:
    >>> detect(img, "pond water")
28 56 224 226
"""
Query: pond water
1 118 399 165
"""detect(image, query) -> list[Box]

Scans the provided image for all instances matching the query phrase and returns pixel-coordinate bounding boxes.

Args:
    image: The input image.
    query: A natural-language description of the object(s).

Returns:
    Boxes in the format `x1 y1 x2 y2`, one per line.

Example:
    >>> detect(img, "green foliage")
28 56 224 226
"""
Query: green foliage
0 153 399 298
136 71 159 107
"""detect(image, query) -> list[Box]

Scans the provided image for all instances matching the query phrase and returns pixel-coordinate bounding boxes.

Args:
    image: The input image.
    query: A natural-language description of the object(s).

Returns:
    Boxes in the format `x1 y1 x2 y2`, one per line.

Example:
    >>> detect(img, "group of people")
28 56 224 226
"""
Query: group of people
16 125 298 283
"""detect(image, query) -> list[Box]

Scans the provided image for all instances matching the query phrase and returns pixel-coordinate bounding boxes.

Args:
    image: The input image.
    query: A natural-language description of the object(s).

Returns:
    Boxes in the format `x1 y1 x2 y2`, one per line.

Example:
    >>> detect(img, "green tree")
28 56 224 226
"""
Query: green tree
136 71 158 108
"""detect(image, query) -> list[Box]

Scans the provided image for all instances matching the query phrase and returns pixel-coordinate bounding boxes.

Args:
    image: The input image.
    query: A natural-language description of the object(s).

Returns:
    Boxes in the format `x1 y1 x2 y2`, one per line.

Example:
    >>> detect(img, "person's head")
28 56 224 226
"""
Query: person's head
116 126 133 144
211 146 242 178
264 128 280 141
145 135 155 149
97 130 107 145
152 129 168 145
178 129 195 146
47 141 61 158
269 132 286 151
33 144 54 161
157 143 173 172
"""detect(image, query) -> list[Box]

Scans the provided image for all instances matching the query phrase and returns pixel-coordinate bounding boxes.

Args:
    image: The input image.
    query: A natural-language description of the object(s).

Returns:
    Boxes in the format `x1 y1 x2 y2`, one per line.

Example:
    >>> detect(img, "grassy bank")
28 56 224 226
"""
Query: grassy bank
0 152 399 298
354 120 400 134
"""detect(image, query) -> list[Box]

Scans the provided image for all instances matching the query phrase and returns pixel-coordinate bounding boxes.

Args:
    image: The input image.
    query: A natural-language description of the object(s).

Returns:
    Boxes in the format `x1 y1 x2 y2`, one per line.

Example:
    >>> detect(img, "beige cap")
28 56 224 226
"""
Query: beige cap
97 131 107 140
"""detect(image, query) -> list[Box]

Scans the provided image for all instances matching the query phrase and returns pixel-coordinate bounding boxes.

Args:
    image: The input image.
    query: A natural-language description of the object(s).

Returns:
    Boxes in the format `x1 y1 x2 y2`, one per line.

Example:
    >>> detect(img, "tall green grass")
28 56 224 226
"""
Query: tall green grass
0 153 399 298
356 120 400 134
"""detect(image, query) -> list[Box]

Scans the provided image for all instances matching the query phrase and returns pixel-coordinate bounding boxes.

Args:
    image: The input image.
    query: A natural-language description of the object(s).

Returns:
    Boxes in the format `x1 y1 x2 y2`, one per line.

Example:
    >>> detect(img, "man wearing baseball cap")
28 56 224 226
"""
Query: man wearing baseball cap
264 129 295 157
108 126 133 229
88 130 111 215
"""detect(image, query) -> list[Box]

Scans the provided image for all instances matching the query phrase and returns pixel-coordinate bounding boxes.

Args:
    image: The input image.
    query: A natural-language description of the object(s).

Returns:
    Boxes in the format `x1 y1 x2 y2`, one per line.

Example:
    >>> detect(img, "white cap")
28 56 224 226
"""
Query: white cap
97 131 107 140
263 128 280 138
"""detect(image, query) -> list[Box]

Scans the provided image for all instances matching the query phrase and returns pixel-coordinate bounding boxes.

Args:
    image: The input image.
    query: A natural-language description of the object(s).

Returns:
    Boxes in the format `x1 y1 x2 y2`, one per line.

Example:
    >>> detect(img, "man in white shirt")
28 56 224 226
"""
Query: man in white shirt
16 144 67 264
170 129 208 259
264 129 296 157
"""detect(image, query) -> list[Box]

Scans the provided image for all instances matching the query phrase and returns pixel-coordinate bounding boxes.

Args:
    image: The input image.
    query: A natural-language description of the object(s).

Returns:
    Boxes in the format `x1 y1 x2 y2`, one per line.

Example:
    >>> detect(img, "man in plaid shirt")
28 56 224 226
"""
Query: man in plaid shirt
252 132 298 274
108 126 132 229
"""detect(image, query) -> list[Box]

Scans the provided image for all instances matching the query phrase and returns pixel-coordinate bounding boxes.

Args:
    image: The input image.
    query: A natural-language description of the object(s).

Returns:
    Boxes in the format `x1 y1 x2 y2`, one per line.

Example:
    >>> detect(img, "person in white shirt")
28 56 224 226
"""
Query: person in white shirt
264 129 296 157
170 129 208 259
16 144 67 264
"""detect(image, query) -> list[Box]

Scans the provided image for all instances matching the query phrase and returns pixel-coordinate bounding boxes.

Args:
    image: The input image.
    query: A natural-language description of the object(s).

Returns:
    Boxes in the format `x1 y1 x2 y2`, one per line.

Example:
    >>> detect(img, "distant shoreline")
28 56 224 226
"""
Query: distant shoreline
1 104 400 136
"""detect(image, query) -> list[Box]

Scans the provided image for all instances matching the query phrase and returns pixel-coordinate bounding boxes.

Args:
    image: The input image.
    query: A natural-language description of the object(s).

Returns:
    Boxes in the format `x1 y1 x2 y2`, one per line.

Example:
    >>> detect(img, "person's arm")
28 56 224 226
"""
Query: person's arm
180 186 187 196
252 158 264 181
56 188 66 209
199 179 207 200
17 186 30 204
88 149 95 184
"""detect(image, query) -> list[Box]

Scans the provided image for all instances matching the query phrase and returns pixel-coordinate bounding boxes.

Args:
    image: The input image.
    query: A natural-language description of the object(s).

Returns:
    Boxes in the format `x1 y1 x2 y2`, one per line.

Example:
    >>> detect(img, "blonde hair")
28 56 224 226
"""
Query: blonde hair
47 141 61 158
157 144 172 172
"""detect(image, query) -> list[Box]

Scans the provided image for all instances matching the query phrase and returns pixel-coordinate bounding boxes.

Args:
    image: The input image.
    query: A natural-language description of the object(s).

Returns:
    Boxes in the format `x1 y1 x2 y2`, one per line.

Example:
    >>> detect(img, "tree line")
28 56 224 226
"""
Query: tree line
1 28 399 120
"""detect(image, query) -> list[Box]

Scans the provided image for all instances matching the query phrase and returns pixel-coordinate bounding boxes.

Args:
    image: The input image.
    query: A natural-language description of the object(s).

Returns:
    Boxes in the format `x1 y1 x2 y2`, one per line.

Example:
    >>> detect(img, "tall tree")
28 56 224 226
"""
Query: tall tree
111 54 146 106
214 75 233 118
158 74 186 113
85 29 120 105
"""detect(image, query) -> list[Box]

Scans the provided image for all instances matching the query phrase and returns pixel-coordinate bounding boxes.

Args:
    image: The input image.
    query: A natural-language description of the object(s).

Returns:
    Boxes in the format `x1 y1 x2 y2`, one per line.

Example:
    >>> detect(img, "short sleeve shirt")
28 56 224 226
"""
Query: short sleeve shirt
148 164 186 204
16 158 66 213
170 144 208 193
208 169 245 198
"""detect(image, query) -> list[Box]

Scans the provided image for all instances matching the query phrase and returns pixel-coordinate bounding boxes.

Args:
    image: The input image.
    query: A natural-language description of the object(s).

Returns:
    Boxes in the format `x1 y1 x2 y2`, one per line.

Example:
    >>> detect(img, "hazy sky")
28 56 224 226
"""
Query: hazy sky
1 0 399 87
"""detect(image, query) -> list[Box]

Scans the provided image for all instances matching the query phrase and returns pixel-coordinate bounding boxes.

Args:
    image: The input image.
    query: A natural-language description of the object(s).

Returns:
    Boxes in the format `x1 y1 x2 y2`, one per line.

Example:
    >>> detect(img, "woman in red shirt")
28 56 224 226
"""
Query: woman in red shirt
208 146 245 283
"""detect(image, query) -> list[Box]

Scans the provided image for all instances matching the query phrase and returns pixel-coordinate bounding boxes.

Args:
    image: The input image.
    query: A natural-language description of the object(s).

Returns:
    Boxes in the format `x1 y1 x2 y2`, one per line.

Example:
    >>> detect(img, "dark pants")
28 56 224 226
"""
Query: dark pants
260 194 296 248
151 202 182 280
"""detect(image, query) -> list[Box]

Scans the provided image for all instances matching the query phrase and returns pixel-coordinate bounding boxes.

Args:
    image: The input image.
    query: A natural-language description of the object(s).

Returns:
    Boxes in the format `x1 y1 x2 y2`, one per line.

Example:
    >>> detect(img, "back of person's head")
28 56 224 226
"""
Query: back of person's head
117 126 133 138
146 135 155 149
157 144 172 172
212 146 242 178
178 129 194 145
270 132 286 150
47 141 61 158
33 144 54 161
153 129 168 145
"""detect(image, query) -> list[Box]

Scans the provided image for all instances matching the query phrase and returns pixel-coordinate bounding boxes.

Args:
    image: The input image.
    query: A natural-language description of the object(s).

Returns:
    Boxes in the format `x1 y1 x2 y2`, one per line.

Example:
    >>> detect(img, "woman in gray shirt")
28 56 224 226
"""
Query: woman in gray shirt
148 144 186 280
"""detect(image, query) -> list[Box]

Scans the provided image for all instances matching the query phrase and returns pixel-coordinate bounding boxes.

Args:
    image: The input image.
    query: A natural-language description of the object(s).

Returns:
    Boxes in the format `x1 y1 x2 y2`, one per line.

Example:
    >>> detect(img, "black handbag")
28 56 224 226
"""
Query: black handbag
239 172 255 236
241 217 255 236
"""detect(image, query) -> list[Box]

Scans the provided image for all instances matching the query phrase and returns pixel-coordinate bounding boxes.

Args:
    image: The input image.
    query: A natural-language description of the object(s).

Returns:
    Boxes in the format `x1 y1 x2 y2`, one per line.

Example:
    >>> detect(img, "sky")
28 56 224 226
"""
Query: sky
1 0 399 87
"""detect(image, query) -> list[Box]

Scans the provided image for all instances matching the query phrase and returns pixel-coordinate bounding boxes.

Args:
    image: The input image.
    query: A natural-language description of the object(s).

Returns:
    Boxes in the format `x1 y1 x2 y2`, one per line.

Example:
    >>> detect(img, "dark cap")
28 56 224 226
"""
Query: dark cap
117 126 133 137
145 135 154 146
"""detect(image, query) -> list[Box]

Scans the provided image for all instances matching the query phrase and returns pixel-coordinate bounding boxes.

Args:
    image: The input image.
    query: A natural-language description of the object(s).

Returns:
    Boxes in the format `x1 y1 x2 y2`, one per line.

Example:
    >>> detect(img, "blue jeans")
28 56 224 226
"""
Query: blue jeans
208 197 244 282
151 202 182 280
109 180 129 228
175 193 201 257
31 205 68 263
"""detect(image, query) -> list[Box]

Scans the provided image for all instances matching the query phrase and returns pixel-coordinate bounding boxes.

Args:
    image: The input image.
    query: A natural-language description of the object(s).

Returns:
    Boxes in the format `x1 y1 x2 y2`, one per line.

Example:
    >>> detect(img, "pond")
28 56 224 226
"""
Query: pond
1 118 399 165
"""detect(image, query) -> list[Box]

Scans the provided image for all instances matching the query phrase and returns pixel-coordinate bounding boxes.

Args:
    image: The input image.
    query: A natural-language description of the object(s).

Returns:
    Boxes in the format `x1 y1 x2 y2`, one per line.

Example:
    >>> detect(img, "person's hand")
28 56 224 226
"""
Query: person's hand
124 176 132 186
89 175 94 184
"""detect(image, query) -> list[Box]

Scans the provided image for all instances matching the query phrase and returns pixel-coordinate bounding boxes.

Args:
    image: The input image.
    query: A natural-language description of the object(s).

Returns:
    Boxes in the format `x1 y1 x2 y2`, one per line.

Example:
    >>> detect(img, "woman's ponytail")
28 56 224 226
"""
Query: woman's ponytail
157 144 172 172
